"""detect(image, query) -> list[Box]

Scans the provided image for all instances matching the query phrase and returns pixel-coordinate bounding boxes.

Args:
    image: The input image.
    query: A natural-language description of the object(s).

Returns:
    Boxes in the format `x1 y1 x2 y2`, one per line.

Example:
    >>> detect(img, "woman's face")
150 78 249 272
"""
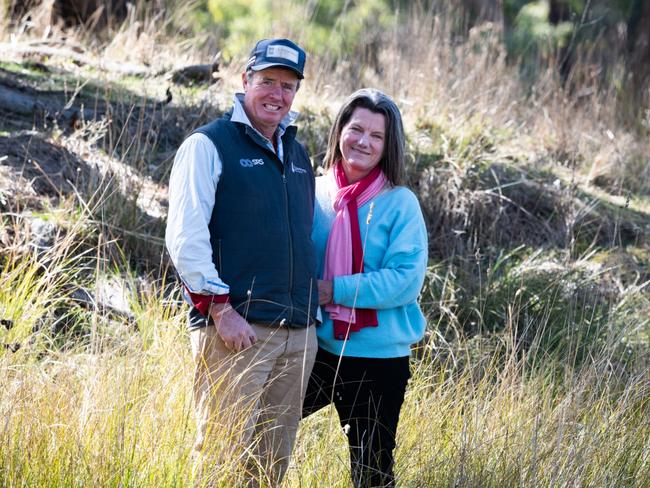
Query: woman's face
339 107 386 184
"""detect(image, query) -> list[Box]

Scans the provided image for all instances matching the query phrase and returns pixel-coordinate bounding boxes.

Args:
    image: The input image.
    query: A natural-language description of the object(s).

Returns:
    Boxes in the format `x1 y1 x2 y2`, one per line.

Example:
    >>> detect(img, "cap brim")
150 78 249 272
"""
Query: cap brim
250 62 304 79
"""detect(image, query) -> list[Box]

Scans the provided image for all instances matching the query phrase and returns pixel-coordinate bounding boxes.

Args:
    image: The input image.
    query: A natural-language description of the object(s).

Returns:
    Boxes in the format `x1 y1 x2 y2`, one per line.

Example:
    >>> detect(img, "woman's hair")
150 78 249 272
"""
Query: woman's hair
323 88 405 185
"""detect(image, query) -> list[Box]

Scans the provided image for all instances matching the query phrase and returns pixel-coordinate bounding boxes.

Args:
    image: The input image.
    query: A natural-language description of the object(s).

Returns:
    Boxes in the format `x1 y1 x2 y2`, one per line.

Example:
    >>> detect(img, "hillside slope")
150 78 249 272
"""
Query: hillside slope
1 38 649 487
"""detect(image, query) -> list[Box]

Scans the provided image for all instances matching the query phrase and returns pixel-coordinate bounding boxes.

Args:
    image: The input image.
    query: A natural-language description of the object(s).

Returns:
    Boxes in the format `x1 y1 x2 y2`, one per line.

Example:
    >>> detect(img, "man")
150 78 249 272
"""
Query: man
165 38 318 486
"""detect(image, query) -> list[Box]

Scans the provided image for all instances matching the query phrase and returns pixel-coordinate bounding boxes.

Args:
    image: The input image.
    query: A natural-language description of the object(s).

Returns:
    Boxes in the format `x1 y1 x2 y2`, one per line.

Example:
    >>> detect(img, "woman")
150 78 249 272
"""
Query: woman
303 88 428 487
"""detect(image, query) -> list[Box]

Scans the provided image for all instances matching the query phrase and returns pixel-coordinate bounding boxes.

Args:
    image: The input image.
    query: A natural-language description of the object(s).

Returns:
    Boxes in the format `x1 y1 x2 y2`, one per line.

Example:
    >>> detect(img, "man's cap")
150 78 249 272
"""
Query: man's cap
246 38 306 79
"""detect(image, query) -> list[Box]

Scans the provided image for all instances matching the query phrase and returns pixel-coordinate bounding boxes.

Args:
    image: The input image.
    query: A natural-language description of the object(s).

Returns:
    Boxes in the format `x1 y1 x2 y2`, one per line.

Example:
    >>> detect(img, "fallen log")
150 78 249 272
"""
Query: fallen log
1 42 222 83
0 43 153 76
169 62 220 85
0 79 96 128
0 83 38 115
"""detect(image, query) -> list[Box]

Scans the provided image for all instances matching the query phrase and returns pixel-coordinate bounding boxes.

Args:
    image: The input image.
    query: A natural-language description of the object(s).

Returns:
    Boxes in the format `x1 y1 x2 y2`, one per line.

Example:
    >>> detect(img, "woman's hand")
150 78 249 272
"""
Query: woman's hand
317 280 333 305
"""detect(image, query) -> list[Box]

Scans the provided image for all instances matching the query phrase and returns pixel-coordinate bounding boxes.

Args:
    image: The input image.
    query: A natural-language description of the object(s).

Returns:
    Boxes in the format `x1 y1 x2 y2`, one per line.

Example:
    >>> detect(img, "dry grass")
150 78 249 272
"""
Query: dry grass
1 1 649 487
2 294 648 486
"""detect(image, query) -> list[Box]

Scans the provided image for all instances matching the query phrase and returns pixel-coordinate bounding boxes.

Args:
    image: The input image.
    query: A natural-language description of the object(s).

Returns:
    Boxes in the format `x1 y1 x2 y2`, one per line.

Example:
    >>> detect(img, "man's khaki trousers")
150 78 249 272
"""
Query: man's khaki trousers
190 322 317 487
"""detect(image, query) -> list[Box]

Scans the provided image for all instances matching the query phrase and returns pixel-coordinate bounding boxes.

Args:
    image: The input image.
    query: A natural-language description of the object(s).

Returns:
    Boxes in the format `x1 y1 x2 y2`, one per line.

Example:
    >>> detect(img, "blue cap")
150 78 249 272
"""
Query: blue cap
246 38 306 79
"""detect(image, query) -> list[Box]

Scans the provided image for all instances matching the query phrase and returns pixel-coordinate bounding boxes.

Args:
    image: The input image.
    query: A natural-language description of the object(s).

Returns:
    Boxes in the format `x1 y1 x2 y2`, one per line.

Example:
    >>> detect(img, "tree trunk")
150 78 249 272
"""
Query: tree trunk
549 0 574 85
53 0 128 29
627 0 650 106
457 0 504 30
0 74 95 128
549 0 572 24
5 0 128 30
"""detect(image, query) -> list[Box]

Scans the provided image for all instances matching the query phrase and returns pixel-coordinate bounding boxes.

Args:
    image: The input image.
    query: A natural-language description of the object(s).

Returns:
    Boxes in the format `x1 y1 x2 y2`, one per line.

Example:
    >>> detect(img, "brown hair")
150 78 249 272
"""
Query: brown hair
323 88 405 185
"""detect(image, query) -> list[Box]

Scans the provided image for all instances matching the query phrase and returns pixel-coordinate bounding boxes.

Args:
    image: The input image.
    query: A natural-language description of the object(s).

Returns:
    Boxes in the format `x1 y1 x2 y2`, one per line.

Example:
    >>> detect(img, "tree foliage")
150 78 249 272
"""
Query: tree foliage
4 1 648 106
195 0 648 94
205 0 393 59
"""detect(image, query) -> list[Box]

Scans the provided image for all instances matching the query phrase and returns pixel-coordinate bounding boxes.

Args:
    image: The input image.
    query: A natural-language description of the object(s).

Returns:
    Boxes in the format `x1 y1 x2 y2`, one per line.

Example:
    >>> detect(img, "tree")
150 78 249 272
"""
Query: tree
627 0 650 106
6 0 128 31
549 0 576 83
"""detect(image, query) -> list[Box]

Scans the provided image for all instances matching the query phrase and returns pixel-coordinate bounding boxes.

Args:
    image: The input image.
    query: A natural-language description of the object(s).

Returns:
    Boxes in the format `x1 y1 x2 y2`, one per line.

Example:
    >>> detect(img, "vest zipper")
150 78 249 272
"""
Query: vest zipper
282 168 294 325
216 239 222 274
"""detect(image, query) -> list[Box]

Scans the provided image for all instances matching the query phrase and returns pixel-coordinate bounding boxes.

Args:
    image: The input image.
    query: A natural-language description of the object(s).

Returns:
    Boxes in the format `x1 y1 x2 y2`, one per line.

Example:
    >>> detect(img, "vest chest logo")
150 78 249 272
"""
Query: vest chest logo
291 162 307 174
240 158 265 167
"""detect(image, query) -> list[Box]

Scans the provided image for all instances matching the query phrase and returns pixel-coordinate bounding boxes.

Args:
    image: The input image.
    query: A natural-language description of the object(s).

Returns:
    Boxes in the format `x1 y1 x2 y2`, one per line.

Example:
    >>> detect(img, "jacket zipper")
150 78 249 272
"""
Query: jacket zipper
281 166 294 325
248 125 296 326
216 239 222 274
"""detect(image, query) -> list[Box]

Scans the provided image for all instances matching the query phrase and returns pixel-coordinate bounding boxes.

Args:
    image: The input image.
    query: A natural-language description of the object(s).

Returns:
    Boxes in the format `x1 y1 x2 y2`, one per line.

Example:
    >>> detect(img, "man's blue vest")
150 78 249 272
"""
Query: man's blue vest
188 111 318 328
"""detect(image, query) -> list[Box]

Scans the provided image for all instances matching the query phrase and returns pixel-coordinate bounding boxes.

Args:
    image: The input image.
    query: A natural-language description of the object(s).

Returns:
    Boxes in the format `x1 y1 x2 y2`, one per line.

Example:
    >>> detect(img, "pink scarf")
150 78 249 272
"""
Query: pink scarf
323 162 387 340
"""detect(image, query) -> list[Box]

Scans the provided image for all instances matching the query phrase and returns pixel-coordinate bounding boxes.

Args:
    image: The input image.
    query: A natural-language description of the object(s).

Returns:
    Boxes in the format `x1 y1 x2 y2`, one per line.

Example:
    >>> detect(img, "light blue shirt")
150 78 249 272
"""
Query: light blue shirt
312 177 429 358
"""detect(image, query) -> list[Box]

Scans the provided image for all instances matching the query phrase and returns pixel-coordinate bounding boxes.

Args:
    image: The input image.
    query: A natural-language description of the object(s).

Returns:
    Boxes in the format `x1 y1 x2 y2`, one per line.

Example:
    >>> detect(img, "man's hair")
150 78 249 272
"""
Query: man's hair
322 88 405 185
245 68 301 91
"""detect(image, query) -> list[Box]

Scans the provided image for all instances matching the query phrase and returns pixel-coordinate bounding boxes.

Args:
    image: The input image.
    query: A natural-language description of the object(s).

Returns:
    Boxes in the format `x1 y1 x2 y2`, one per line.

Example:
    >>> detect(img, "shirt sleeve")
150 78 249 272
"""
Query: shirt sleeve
165 133 230 302
332 191 428 310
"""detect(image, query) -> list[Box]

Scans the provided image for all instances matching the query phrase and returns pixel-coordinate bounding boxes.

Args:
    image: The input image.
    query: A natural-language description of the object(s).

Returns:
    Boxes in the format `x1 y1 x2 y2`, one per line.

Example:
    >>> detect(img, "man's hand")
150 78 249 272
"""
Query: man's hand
317 280 333 306
209 302 257 352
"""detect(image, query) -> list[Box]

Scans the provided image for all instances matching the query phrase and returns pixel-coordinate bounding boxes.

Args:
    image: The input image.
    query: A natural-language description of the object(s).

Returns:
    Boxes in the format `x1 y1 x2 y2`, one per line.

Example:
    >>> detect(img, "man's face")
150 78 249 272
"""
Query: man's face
242 68 300 139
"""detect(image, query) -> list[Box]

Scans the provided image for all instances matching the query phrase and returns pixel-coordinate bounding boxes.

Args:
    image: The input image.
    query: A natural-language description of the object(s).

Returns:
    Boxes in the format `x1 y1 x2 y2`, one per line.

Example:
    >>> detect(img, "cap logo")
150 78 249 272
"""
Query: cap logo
266 45 299 64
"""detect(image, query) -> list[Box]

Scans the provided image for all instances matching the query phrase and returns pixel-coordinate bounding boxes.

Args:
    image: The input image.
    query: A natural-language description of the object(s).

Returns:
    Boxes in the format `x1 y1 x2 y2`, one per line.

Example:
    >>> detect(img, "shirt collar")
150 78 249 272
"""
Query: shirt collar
232 93 299 140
